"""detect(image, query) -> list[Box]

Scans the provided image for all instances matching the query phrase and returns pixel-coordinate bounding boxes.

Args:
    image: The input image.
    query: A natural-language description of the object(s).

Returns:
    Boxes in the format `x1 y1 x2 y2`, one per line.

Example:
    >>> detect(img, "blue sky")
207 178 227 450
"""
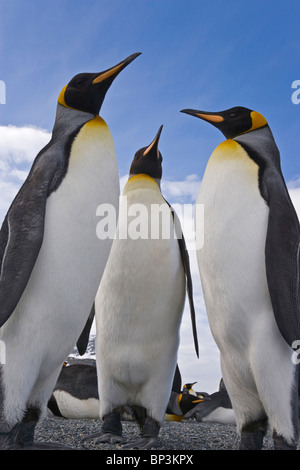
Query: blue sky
0 0 300 393
1 0 300 179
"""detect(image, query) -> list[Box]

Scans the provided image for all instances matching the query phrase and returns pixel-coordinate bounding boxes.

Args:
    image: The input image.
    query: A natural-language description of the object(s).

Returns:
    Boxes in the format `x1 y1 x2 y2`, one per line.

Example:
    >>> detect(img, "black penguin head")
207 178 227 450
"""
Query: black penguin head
183 382 197 393
129 125 163 179
181 106 268 139
58 52 141 115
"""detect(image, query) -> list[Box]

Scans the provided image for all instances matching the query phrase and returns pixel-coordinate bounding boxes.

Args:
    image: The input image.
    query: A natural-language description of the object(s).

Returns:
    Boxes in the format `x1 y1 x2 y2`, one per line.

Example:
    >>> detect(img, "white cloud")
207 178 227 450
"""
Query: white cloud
289 187 300 220
0 180 20 221
287 177 300 190
162 174 201 203
9 168 30 181
120 174 202 204
0 125 51 222
0 125 50 164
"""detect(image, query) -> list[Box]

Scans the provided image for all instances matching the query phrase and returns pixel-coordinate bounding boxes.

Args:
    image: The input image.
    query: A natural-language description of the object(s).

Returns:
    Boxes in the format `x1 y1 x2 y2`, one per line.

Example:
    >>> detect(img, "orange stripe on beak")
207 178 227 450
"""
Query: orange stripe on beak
196 113 224 123
92 63 125 84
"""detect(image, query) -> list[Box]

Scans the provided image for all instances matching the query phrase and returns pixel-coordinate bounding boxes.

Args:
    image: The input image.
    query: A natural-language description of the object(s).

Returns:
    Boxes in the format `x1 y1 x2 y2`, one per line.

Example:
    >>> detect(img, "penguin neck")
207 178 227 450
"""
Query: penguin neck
235 124 274 143
234 124 281 172
128 173 161 189
52 103 96 137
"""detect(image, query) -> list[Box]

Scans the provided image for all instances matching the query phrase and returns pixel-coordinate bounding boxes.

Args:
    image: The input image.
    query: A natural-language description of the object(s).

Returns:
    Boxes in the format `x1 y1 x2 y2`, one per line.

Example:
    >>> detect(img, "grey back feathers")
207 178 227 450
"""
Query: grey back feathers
46 105 95 193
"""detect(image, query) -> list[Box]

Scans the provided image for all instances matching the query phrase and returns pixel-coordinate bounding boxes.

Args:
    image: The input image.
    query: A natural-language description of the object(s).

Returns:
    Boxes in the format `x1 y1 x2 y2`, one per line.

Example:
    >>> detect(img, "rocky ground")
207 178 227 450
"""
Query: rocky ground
35 416 278 451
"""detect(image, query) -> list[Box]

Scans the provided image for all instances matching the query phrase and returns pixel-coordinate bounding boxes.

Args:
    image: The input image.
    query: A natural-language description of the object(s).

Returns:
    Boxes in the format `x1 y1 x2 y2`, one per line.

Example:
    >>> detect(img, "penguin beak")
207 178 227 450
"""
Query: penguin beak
92 52 142 85
143 125 163 157
181 109 224 123
192 396 211 404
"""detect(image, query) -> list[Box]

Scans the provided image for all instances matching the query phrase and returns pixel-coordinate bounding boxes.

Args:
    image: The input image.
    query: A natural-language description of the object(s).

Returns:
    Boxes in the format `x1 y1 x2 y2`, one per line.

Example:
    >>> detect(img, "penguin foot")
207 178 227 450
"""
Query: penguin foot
0 433 73 450
239 430 265 450
81 410 123 445
17 441 74 450
0 430 18 450
81 431 124 445
122 415 160 449
239 418 267 450
121 436 158 450
1 407 73 450
272 432 298 450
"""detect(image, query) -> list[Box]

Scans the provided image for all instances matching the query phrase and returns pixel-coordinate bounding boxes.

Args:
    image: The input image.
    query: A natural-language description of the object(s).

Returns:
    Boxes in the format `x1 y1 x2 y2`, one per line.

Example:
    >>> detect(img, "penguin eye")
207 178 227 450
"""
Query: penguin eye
230 113 238 118
71 75 88 87
74 77 86 86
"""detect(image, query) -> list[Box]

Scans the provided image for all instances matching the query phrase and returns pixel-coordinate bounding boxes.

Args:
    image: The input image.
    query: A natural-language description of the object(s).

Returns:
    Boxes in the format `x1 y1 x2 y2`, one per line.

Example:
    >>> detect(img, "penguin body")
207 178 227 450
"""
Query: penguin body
84 127 198 449
0 53 140 450
182 107 300 450
97 173 185 429
48 361 99 419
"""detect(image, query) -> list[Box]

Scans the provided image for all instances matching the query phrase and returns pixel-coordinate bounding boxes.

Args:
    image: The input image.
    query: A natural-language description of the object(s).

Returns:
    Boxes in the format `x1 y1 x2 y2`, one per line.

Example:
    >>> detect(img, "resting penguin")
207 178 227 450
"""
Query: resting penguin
165 370 211 421
182 382 210 399
82 126 199 449
182 382 198 396
165 387 209 422
47 360 99 419
0 52 141 450
181 106 300 450
185 379 236 425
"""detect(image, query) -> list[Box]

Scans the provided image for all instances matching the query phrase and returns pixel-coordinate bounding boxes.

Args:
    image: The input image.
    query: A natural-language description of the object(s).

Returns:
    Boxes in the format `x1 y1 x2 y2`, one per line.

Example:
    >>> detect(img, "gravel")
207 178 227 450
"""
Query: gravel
35 416 277 451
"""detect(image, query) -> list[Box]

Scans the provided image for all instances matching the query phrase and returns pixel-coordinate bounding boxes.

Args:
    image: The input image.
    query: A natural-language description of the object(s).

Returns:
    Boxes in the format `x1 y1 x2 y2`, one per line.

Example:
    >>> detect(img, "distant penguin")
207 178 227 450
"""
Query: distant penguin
182 382 198 396
182 382 210 399
185 379 236 425
0 53 141 450
165 388 209 422
82 126 199 449
181 106 300 450
47 360 99 419
165 374 210 421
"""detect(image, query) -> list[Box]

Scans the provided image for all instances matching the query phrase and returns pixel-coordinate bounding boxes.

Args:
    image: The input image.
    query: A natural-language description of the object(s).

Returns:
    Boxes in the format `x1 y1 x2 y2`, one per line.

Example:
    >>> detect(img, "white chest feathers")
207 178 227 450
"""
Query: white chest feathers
196 139 272 347
52 390 99 419
197 139 269 292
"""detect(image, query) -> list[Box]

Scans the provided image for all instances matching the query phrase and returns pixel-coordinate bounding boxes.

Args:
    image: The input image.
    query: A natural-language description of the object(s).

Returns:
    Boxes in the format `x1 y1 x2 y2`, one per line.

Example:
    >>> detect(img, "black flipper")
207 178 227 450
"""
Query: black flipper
236 129 300 348
172 364 182 393
76 303 95 355
263 168 300 347
0 155 57 328
164 198 199 357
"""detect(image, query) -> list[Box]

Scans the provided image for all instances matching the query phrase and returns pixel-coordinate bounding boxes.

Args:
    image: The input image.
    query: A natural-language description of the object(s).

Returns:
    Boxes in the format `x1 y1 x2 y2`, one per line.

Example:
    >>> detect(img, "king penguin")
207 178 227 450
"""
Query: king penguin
47 360 99 420
185 379 236 425
82 126 199 449
0 52 141 450
181 106 300 449
165 387 208 422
